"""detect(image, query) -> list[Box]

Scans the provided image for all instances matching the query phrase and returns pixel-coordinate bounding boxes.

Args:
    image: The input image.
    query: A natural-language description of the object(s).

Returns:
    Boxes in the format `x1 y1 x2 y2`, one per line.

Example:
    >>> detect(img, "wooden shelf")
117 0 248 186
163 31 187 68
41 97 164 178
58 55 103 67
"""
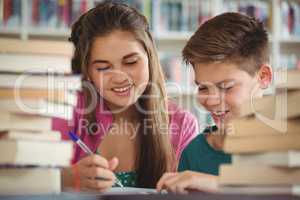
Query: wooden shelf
0 27 21 34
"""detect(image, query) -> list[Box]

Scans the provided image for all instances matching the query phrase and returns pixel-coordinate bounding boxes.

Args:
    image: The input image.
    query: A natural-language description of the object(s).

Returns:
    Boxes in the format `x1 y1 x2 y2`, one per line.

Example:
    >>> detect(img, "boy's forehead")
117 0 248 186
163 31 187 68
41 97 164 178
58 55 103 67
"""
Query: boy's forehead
193 61 242 83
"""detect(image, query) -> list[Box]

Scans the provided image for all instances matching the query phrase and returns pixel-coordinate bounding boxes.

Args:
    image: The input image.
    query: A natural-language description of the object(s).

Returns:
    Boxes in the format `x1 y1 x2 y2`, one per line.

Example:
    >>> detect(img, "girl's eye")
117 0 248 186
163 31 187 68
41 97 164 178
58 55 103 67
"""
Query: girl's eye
124 58 139 65
96 67 110 71
126 60 137 65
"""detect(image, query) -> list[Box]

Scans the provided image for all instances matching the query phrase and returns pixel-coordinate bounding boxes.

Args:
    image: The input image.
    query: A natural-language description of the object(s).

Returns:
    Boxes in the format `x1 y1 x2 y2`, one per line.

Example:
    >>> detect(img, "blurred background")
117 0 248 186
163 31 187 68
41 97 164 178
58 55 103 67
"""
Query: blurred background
0 0 299 129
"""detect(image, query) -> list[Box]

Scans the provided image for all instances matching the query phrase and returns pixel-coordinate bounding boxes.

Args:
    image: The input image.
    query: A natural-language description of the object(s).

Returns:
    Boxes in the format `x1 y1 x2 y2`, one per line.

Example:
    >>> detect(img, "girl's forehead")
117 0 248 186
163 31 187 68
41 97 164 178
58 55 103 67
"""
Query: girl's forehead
90 32 146 59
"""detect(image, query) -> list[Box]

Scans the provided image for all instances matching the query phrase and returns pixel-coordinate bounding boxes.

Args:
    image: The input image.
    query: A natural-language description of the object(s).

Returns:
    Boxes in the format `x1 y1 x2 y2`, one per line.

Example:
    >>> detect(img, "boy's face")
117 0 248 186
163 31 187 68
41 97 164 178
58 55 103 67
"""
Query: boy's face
193 62 263 128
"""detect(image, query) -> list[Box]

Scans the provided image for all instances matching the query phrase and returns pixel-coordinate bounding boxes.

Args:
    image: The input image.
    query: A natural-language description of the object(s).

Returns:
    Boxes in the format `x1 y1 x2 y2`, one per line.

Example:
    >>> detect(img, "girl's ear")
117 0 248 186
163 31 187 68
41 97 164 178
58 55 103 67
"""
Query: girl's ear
257 64 272 89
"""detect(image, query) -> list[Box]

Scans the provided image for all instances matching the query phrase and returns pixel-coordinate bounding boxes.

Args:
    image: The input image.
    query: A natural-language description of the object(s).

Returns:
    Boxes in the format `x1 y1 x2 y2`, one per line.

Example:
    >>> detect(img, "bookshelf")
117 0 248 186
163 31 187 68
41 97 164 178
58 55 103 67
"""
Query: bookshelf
1 0 299 67
1 0 299 125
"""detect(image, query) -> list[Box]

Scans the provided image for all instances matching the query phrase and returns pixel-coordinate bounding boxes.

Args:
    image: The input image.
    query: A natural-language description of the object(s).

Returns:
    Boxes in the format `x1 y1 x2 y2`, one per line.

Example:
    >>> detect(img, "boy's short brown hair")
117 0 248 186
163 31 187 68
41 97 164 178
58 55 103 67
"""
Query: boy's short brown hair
182 12 269 76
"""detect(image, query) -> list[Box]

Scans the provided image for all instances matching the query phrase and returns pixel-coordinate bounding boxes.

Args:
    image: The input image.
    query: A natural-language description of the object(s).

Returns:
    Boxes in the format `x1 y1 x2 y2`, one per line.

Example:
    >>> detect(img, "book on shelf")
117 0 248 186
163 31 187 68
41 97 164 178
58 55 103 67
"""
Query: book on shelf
227 117 300 137
224 133 300 153
29 0 88 29
0 167 60 195
281 1 300 37
0 130 61 141
0 0 21 27
0 54 71 74
0 98 74 120
0 112 53 132
222 0 271 31
0 139 73 167
0 73 81 91
239 90 300 119
0 0 3 24
232 151 300 167
219 164 300 186
157 0 212 33
275 70 300 89
0 88 77 106
0 38 73 57
279 54 300 71
219 185 300 195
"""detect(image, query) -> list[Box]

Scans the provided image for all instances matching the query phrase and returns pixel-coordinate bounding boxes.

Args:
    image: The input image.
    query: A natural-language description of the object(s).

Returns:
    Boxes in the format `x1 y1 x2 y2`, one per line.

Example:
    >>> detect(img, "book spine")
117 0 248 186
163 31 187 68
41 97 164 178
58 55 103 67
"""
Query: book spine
31 0 39 26
3 0 12 26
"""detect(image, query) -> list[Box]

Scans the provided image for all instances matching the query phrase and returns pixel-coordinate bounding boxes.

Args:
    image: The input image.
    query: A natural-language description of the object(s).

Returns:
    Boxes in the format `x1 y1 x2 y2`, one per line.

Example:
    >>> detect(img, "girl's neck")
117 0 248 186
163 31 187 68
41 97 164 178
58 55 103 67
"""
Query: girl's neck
107 103 140 122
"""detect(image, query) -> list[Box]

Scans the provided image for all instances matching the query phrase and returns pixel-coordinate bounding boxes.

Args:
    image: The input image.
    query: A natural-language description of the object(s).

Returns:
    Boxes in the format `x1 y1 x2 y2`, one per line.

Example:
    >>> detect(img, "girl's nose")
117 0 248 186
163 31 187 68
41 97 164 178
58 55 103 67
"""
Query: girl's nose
111 69 130 84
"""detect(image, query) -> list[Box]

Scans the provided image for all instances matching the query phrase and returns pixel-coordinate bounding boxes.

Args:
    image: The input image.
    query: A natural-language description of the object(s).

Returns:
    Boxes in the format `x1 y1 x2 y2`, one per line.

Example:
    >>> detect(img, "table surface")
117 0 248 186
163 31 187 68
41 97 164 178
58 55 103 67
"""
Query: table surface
0 192 300 200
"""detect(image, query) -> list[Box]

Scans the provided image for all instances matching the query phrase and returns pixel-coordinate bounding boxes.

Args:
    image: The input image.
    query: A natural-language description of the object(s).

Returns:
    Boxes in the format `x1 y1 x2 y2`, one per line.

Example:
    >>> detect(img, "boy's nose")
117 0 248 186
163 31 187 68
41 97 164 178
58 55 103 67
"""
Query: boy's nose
205 93 222 106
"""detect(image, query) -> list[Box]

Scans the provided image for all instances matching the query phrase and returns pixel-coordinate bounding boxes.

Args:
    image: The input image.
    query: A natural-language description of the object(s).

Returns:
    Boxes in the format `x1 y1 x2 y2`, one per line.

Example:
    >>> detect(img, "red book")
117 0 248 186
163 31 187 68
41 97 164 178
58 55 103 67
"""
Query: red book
3 0 12 25
31 0 40 26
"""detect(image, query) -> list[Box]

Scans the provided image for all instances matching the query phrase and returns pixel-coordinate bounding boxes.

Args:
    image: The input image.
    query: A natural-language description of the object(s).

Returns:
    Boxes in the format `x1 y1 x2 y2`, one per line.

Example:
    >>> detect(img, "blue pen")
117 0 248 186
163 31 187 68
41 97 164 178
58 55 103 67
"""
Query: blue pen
68 132 124 187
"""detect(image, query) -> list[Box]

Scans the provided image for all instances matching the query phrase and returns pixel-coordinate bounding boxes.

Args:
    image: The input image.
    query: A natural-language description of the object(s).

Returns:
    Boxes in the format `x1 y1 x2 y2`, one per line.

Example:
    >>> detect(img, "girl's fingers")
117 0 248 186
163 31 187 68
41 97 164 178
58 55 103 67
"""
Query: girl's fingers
108 157 119 171
79 155 109 169
83 166 116 181
82 178 115 191
156 172 177 191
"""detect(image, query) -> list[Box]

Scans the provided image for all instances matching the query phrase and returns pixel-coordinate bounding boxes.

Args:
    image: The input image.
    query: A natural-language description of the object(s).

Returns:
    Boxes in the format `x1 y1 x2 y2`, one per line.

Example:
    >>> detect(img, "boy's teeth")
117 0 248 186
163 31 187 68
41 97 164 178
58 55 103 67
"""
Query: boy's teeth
213 111 227 116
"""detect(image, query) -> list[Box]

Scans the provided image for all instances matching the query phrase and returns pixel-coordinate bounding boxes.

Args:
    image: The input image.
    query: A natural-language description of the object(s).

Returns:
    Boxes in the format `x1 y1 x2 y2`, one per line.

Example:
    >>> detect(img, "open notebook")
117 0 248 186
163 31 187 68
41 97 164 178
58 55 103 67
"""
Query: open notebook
104 187 166 195
63 187 166 196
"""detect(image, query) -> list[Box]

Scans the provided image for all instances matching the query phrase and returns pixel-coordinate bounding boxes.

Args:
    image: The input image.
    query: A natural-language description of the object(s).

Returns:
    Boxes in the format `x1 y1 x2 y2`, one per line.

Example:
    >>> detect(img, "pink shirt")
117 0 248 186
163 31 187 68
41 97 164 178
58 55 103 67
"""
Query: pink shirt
52 92 198 169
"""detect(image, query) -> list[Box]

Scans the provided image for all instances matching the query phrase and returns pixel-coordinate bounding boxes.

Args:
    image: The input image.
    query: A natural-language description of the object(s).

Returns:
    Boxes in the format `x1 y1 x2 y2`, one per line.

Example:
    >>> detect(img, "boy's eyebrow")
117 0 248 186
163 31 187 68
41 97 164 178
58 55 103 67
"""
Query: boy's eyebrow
194 79 235 86
215 79 235 86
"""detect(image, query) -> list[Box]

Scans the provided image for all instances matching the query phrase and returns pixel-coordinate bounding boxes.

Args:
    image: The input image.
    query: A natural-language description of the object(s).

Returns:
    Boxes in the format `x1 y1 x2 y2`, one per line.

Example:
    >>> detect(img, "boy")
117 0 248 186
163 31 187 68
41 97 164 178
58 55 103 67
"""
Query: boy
156 12 272 194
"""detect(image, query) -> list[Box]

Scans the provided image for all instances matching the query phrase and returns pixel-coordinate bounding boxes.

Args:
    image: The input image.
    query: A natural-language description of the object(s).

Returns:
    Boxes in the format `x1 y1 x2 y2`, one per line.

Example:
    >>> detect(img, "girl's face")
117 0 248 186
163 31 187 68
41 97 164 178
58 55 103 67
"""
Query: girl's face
88 30 149 110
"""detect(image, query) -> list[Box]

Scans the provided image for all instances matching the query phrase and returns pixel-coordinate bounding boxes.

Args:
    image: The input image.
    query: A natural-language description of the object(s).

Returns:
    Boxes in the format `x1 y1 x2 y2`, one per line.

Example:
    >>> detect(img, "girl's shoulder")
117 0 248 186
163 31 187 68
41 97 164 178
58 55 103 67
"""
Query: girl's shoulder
167 100 199 160
167 100 198 127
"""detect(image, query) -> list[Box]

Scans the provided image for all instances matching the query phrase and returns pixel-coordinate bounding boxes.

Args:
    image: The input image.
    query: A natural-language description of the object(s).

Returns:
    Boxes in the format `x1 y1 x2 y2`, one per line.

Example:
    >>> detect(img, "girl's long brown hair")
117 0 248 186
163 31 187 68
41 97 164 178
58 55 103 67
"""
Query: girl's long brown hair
69 2 175 188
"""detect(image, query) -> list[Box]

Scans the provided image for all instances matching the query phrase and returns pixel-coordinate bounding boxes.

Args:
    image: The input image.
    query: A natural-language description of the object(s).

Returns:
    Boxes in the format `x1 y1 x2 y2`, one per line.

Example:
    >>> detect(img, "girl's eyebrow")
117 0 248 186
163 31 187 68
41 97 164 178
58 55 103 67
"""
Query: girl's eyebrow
123 52 139 59
91 59 109 65
91 52 139 64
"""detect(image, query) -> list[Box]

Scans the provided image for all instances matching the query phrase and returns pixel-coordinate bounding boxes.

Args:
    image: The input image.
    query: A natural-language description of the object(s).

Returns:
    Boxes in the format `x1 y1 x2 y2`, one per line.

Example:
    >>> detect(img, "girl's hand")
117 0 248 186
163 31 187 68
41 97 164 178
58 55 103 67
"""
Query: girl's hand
156 171 218 194
62 154 119 192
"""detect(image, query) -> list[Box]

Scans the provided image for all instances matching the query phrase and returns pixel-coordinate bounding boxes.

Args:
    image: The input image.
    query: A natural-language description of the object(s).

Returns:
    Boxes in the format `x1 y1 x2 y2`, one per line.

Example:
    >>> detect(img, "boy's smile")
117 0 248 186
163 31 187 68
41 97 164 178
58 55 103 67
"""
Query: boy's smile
193 62 264 129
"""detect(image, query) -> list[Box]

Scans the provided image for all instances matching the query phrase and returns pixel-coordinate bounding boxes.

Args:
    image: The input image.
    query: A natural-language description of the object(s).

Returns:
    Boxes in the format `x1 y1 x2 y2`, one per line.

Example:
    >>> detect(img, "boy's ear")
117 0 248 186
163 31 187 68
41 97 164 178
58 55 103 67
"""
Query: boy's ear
257 64 272 89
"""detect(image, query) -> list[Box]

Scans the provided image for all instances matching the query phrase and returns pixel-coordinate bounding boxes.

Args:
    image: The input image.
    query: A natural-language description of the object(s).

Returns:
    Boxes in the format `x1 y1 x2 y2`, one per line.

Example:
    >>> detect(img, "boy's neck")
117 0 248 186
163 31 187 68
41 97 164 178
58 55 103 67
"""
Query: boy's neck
205 133 226 151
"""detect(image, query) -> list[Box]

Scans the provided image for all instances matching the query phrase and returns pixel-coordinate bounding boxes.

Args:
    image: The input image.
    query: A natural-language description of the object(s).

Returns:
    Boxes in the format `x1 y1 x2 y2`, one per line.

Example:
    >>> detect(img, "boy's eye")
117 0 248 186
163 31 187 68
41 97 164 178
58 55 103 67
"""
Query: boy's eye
219 81 235 90
198 87 208 92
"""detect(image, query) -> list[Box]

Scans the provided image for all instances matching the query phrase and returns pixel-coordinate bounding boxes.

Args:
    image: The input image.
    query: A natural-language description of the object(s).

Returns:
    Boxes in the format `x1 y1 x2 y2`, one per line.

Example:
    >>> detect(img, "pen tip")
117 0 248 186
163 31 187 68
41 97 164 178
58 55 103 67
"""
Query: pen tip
68 132 78 142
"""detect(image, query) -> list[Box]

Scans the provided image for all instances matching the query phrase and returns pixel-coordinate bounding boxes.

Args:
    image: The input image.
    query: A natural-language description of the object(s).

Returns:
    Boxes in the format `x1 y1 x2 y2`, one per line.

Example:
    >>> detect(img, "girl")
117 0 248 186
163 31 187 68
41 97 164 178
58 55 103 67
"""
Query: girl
52 2 198 192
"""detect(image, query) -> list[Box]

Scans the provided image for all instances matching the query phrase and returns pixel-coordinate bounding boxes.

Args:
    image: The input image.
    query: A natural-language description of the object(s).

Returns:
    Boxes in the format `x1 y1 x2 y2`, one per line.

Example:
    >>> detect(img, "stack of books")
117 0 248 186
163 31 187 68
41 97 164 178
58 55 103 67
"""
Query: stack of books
0 38 80 195
219 70 300 195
